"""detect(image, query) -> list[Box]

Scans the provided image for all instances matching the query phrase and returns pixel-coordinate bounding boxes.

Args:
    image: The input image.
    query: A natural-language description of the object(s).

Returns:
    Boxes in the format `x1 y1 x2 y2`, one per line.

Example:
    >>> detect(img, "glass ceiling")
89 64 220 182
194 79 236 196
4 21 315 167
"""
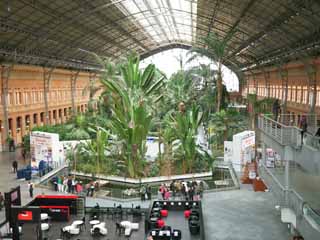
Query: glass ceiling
112 0 197 45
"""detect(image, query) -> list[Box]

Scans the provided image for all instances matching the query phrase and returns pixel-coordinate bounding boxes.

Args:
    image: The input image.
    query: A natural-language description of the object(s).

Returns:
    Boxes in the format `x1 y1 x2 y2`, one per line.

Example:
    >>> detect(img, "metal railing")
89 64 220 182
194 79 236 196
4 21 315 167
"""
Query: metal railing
259 162 320 234
303 204 320 232
259 162 286 206
305 133 320 150
258 115 302 147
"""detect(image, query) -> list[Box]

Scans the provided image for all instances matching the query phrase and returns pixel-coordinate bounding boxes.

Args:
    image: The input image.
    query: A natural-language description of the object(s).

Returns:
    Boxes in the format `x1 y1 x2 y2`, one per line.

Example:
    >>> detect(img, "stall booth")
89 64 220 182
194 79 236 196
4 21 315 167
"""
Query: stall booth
28 195 80 221
4 186 22 224
10 206 42 240
3 187 43 240
145 200 205 240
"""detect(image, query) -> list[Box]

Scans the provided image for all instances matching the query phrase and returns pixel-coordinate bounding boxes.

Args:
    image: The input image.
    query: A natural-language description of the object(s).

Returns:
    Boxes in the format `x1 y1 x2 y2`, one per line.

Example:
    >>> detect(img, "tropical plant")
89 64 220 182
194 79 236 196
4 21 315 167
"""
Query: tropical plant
171 104 204 173
65 115 91 140
209 109 247 149
82 73 102 112
188 31 235 112
246 93 273 129
77 126 111 179
99 54 165 178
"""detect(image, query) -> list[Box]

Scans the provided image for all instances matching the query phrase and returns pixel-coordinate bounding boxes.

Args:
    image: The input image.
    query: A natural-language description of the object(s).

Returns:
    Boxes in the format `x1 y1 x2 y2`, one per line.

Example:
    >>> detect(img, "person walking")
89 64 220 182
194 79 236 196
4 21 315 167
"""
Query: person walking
71 177 76 193
67 177 72 193
63 176 68 193
272 99 280 121
28 182 34 198
0 192 4 211
12 160 18 173
299 115 308 145
57 176 63 192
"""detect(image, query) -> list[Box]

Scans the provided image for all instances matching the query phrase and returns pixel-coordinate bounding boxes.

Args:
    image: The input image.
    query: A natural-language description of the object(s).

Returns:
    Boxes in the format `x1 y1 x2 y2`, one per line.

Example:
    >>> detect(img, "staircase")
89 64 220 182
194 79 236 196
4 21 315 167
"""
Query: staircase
258 115 320 239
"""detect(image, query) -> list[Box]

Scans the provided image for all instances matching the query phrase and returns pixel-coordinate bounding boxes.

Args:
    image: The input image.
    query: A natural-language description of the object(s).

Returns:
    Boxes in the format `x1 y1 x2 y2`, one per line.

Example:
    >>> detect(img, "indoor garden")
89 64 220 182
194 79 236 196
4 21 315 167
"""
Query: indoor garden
25 32 275 186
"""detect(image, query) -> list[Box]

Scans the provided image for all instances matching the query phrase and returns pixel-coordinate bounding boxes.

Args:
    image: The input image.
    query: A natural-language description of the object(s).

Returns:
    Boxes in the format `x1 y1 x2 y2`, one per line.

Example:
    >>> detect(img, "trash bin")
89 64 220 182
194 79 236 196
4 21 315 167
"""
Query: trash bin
25 170 32 180
17 169 25 179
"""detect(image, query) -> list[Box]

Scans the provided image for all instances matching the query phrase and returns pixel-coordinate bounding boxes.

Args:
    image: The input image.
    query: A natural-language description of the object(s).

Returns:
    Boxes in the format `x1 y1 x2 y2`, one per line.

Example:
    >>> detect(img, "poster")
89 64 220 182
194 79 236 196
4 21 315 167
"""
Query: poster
231 131 255 172
30 131 61 169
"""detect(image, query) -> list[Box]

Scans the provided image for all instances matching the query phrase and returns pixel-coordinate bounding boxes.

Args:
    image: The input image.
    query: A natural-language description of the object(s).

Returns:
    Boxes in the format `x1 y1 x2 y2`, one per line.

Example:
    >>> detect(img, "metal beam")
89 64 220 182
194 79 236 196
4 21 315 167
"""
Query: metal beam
17 0 124 58
229 0 317 60
77 0 149 51
0 47 100 71
207 0 220 35
225 0 257 37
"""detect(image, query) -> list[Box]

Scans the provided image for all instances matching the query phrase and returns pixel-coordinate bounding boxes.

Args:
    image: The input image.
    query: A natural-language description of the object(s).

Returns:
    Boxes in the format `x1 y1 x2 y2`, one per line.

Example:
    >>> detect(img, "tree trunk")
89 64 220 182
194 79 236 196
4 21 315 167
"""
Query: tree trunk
216 63 223 112
70 71 80 116
1 64 13 150
280 68 288 124
88 72 97 112
43 67 54 125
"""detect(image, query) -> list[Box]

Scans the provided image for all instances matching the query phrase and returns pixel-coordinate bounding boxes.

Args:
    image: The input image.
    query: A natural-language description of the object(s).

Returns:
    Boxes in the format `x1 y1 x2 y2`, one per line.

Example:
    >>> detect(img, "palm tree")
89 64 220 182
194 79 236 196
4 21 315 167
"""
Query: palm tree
209 109 246 147
188 31 235 112
247 93 273 130
43 67 54 124
82 73 101 112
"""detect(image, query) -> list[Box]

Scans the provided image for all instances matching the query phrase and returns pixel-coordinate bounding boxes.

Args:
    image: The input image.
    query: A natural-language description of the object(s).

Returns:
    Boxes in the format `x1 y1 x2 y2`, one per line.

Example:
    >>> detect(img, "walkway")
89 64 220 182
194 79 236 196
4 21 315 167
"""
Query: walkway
0 149 291 240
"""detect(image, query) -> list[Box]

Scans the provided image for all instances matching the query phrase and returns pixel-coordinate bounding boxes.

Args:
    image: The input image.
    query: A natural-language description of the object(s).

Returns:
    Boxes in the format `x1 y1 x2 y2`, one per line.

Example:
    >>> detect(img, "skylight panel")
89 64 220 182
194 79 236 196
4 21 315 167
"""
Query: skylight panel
111 0 197 45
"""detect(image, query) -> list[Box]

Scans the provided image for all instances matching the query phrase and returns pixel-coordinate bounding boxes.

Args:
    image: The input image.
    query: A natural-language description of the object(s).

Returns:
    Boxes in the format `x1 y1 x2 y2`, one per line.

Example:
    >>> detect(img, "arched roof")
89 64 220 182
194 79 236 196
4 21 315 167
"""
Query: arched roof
1 0 320 71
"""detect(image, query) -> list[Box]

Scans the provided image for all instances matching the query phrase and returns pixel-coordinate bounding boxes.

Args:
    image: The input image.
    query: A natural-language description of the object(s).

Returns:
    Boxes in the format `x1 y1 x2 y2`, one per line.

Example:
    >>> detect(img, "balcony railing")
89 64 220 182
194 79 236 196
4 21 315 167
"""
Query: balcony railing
305 133 320 150
258 115 302 147
303 204 320 232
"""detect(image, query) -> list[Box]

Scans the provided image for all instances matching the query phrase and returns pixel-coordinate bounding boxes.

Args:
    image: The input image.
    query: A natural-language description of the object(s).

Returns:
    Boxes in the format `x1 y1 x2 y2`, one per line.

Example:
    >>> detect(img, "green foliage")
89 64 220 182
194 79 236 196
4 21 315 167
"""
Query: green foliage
169 104 205 173
77 127 111 177
22 135 30 155
209 109 247 148
100 53 165 178
31 114 92 141
188 31 236 112
246 93 273 129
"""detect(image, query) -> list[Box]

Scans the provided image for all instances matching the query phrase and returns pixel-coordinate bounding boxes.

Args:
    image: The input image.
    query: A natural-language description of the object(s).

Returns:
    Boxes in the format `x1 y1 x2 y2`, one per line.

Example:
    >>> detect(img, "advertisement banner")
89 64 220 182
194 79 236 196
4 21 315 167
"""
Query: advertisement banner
30 131 60 169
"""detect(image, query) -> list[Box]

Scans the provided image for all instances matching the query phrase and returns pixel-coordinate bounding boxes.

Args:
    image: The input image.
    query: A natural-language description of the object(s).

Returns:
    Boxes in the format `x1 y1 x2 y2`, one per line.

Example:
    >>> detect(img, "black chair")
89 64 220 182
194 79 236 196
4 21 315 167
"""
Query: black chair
154 202 163 209
190 209 200 217
79 216 86 231
188 215 199 222
91 227 100 239
189 220 200 235
172 229 182 240
150 212 160 219
115 222 125 235
161 225 172 232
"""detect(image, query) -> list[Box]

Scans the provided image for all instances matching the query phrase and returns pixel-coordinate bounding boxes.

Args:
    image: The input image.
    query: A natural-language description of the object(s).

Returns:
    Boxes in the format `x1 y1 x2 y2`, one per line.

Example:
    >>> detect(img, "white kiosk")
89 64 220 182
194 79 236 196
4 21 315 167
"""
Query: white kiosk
224 130 255 172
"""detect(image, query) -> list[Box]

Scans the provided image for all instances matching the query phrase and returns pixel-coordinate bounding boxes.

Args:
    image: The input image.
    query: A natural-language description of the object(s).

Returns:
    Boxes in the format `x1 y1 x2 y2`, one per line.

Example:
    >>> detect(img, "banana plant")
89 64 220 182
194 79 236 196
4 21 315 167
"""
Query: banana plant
171 104 204 173
78 126 110 180
100 54 165 178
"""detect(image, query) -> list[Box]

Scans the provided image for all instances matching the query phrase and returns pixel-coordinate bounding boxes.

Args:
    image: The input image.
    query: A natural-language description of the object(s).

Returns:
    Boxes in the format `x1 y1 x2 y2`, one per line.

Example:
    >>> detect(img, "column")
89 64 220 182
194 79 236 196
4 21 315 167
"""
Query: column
21 115 26 138
11 116 17 143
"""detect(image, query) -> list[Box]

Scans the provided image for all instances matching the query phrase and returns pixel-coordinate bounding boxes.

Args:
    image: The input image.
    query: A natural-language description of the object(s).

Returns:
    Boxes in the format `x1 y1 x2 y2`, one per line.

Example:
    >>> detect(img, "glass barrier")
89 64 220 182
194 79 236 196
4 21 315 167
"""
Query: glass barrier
303 203 320 232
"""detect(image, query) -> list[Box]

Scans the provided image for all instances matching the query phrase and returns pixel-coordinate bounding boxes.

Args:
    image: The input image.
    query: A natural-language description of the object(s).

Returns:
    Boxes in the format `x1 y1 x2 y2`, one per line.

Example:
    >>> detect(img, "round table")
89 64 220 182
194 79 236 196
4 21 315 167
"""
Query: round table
63 226 72 232
89 220 100 225
41 213 48 221
41 223 49 231
72 220 83 227
120 221 131 228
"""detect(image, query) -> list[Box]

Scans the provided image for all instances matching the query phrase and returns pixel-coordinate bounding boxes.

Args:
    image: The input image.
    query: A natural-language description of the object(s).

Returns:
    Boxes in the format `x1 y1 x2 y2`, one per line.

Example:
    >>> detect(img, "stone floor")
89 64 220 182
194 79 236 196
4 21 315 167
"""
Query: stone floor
0 149 291 240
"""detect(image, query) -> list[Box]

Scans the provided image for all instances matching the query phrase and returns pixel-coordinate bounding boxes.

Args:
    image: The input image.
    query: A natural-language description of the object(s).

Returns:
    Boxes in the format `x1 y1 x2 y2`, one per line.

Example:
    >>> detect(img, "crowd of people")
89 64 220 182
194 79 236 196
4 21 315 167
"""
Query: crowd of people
158 180 204 201
139 179 205 202
51 175 100 197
